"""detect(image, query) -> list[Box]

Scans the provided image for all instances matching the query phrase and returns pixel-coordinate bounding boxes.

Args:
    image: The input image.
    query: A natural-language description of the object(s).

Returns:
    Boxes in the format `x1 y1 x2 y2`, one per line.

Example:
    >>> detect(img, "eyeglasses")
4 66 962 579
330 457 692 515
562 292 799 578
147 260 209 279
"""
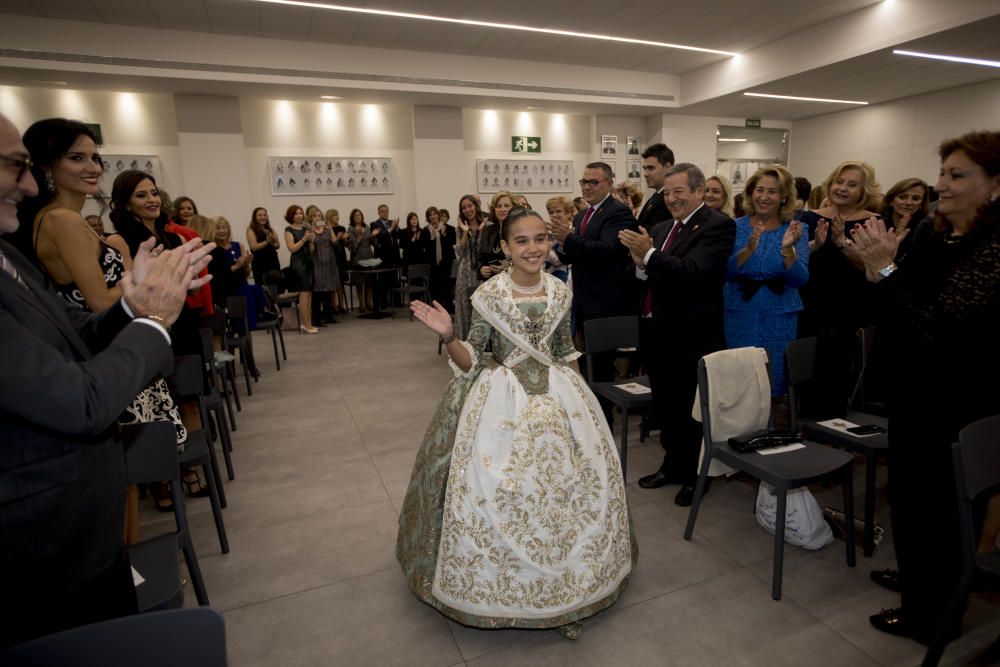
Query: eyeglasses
0 154 34 181
578 178 608 187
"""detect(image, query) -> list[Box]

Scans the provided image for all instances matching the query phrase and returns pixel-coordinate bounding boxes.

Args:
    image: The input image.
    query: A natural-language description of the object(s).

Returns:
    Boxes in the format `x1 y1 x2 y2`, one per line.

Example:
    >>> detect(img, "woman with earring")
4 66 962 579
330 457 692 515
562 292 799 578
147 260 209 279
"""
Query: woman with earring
705 174 735 218
479 190 513 281
398 208 635 639
283 204 318 333
851 131 1000 646
453 195 486 339
18 128 190 520
723 165 808 399
879 178 929 263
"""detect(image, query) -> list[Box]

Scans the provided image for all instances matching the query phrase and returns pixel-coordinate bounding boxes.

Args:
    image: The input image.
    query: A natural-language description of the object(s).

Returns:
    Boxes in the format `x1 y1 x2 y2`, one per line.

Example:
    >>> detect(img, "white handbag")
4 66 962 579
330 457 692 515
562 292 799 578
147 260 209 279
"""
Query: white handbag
755 482 834 550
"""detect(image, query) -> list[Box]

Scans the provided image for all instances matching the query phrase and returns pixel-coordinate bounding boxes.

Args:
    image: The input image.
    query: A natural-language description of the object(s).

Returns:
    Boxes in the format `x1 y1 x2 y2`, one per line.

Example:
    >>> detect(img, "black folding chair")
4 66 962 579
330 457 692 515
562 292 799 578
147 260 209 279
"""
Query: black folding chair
123 421 209 610
255 285 286 370
196 329 235 480
168 355 230 554
787 335 889 557
393 263 431 320
685 351 856 600
923 415 1000 666
582 316 653 484
225 296 257 395
0 608 227 667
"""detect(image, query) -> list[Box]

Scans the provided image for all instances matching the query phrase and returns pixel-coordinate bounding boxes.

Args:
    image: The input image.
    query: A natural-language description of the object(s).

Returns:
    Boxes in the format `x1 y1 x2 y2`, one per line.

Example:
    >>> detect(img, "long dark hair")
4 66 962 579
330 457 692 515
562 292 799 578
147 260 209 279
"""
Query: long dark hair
249 206 274 239
458 194 484 227
13 118 103 263
109 170 175 256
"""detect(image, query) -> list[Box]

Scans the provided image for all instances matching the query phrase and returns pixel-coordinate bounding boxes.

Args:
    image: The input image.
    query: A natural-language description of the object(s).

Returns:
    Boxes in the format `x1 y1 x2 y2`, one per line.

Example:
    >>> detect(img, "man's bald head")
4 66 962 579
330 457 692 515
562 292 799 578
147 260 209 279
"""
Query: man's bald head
0 113 39 234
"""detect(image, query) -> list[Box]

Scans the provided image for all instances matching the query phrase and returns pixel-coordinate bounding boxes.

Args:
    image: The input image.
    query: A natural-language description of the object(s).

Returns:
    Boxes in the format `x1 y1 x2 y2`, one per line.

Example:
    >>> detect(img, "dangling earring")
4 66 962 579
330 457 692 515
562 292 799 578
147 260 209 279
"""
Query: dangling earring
44 172 55 193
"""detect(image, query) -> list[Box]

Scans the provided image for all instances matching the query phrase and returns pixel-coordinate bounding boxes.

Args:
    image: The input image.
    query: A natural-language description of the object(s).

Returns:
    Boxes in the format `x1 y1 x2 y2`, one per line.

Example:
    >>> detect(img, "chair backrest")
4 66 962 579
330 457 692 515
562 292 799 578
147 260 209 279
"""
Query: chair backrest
167 354 206 401
406 263 430 282
785 336 817 428
697 350 773 444
123 421 180 486
226 295 248 319
0 608 227 666
582 316 640 384
951 414 1000 575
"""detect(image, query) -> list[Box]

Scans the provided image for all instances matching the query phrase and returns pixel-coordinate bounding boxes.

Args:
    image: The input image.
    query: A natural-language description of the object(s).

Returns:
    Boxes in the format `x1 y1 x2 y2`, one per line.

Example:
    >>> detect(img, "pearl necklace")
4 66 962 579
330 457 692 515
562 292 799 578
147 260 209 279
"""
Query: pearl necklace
511 275 545 294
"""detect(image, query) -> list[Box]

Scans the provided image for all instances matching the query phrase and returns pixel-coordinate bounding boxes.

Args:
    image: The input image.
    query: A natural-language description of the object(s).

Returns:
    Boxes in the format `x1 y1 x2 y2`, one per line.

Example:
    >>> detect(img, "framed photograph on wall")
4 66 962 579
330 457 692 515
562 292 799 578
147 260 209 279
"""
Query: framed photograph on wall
476 159 574 194
600 135 617 157
626 159 642 183
269 157 394 195
101 155 162 188
626 136 641 156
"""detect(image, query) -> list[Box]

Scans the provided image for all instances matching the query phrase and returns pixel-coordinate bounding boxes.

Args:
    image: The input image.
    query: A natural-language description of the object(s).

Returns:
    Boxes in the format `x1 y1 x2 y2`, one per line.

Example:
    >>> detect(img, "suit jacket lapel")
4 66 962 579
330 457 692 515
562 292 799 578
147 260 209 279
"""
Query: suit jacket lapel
667 206 709 257
0 240 92 358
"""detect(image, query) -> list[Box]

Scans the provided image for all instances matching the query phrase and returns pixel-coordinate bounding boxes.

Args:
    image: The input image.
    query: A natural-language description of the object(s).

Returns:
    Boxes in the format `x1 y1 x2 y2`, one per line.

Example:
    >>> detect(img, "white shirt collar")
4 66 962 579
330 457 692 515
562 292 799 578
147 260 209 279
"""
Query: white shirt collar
674 202 705 226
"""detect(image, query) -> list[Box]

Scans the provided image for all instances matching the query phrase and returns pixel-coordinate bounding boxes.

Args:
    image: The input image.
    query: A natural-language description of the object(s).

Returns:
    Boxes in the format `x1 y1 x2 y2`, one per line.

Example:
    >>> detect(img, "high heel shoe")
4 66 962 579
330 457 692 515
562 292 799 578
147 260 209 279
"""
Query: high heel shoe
300 325 319 334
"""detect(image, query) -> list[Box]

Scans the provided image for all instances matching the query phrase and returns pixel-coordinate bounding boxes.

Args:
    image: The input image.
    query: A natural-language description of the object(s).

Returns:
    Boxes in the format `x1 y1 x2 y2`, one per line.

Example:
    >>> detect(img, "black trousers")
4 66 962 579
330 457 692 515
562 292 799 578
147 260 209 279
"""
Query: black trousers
639 318 703 483
889 420 966 642
5 548 137 649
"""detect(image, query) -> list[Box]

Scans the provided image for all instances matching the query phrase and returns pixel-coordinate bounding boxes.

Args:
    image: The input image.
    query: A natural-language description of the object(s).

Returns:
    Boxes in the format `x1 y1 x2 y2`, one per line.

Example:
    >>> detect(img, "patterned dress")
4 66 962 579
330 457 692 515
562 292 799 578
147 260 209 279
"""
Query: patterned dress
452 225 482 340
397 271 636 629
52 233 187 450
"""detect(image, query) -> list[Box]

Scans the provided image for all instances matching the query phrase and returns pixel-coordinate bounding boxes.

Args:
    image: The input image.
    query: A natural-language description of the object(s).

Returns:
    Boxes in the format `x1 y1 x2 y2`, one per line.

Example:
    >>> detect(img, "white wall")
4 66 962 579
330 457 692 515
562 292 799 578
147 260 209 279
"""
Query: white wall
789 78 1000 191
657 114 792 179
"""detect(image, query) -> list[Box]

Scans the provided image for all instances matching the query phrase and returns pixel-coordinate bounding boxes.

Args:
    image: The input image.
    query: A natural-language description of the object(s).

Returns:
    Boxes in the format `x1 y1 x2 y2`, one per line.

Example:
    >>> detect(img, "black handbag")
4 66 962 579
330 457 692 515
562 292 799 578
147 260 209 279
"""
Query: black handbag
728 429 801 453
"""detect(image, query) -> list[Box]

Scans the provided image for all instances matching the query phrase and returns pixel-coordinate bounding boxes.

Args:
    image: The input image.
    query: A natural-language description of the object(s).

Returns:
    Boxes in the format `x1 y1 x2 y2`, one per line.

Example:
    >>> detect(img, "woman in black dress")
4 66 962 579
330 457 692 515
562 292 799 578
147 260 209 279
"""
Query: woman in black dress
425 206 456 312
396 211 430 266
852 131 1000 645
283 204 317 333
246 206 281 287
325 208 350 314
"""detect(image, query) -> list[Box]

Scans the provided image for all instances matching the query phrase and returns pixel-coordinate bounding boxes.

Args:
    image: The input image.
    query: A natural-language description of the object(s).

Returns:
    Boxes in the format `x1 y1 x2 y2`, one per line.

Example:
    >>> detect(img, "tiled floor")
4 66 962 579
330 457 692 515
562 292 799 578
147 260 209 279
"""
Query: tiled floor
140 312 999 666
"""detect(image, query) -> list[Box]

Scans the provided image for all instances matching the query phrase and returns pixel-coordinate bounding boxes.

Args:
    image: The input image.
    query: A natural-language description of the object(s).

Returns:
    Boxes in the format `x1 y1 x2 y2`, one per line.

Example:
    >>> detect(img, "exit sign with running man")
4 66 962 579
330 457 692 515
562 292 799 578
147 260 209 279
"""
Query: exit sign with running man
511 136 542 153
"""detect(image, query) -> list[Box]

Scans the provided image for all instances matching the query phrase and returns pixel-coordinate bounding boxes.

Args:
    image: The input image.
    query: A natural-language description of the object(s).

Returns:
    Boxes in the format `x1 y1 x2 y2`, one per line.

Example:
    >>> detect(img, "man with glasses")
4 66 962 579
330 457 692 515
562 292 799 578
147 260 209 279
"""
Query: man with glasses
550 162 638 423
0 111 213 647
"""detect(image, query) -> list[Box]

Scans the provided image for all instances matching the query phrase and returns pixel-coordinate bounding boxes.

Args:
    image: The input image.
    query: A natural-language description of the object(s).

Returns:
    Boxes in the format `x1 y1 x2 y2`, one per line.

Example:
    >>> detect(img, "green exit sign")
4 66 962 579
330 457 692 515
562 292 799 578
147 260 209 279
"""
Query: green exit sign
512 136 541 153
745 119 762 128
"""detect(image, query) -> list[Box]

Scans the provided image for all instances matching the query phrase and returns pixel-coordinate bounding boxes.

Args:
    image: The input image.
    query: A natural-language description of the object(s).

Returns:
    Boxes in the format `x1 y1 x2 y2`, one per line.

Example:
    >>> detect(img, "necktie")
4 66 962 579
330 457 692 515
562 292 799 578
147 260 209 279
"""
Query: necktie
0 248 27 288
579 206 596 235
641 221 683 317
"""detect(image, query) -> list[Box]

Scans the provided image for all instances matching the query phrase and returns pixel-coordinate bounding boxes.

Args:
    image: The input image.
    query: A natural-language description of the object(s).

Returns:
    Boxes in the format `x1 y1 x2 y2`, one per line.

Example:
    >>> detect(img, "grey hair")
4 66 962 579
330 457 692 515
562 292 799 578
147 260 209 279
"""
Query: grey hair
665 162 706 192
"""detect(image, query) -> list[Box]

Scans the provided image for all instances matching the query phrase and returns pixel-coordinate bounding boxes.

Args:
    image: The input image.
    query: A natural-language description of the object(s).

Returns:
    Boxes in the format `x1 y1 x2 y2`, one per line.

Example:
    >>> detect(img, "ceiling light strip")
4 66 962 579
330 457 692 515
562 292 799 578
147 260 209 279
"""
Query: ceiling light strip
255 0 738 57
893 49 1000 69
743 92 868 105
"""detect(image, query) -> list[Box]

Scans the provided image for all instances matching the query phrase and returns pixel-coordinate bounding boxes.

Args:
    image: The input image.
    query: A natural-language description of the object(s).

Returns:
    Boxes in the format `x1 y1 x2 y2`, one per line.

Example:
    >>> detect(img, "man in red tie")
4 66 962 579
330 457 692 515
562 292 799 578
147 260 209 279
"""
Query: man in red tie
550 162 638 422
620 163 735 506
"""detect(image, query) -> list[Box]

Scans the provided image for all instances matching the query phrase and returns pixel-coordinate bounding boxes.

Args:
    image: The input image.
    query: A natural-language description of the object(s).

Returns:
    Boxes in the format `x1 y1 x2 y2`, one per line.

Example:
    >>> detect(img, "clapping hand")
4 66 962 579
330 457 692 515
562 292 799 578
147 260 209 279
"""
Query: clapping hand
410 299 454 339
548 216 572 243
782 220 803 249
390 217 400 230
619 226 654 266
122 240 215 325
457 219 469 234
850 217 907 280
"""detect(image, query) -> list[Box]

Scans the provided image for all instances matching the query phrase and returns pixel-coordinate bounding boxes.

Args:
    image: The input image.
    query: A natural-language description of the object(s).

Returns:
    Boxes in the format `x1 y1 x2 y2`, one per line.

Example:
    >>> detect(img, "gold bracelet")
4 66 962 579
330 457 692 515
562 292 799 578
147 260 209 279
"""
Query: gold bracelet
143 314 169 327
781 249 795 258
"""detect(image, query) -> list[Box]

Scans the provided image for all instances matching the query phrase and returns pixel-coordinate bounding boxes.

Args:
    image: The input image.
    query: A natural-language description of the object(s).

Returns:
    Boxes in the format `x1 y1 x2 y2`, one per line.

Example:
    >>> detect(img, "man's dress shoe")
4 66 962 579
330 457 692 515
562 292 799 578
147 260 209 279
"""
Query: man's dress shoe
638 470 687 489
674 478 712 507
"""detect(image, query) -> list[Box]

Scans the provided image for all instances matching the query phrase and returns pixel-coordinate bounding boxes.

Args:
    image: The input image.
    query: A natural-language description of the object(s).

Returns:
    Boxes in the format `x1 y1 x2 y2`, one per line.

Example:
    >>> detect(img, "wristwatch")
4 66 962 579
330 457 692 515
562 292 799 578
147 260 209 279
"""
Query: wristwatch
877 263 898 280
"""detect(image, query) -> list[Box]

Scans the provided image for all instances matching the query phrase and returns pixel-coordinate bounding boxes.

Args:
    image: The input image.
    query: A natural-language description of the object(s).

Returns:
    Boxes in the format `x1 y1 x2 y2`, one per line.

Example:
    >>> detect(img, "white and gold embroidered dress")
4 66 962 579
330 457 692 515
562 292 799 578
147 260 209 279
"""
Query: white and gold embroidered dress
397 271 636 628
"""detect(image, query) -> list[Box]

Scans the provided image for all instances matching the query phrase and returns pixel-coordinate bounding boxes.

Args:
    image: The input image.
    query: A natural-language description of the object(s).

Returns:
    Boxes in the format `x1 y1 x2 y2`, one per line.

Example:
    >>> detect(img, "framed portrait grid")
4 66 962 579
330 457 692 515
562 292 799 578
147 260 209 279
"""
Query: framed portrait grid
269 157 394 195
476 159 574 194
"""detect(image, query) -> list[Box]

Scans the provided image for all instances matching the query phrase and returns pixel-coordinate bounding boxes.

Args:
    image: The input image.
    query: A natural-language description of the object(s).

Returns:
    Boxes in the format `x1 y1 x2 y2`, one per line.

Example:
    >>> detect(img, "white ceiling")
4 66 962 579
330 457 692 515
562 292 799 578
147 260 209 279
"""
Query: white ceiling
0 1 997 119
4 0 881 75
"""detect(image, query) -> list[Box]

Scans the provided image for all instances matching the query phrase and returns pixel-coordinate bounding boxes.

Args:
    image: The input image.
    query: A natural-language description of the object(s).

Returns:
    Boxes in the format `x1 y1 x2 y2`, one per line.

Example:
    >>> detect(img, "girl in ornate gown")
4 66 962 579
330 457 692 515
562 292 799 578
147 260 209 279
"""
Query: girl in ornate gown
397 208 637 639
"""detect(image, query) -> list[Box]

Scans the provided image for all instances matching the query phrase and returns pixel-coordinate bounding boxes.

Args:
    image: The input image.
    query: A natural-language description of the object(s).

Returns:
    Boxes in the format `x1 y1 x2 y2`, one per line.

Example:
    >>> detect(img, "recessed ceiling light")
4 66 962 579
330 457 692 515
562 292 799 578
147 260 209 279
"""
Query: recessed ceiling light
255 0 738 57
893 49 1000 69
717 138 747 142
525 106 539 110
33 80 68 85
320 95 341 99
744 92 868 105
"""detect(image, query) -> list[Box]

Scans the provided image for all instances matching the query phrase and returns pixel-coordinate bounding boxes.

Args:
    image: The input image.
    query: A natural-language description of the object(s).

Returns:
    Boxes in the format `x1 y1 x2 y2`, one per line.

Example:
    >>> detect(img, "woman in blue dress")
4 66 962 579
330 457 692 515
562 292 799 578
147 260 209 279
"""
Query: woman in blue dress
723 164 808 396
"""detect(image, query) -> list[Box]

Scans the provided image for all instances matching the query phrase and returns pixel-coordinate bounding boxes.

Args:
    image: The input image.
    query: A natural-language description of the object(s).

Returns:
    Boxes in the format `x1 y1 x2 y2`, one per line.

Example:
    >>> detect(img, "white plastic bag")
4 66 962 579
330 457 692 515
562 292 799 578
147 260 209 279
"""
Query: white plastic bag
755 483 834 550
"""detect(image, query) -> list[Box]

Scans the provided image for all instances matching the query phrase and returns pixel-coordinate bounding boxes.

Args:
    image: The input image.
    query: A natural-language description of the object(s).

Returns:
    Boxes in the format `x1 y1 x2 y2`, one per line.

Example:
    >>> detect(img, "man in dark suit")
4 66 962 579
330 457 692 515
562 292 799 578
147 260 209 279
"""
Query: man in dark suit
620 163 735 506
550 162 638 396
636 143 673 230
0 111 213 647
